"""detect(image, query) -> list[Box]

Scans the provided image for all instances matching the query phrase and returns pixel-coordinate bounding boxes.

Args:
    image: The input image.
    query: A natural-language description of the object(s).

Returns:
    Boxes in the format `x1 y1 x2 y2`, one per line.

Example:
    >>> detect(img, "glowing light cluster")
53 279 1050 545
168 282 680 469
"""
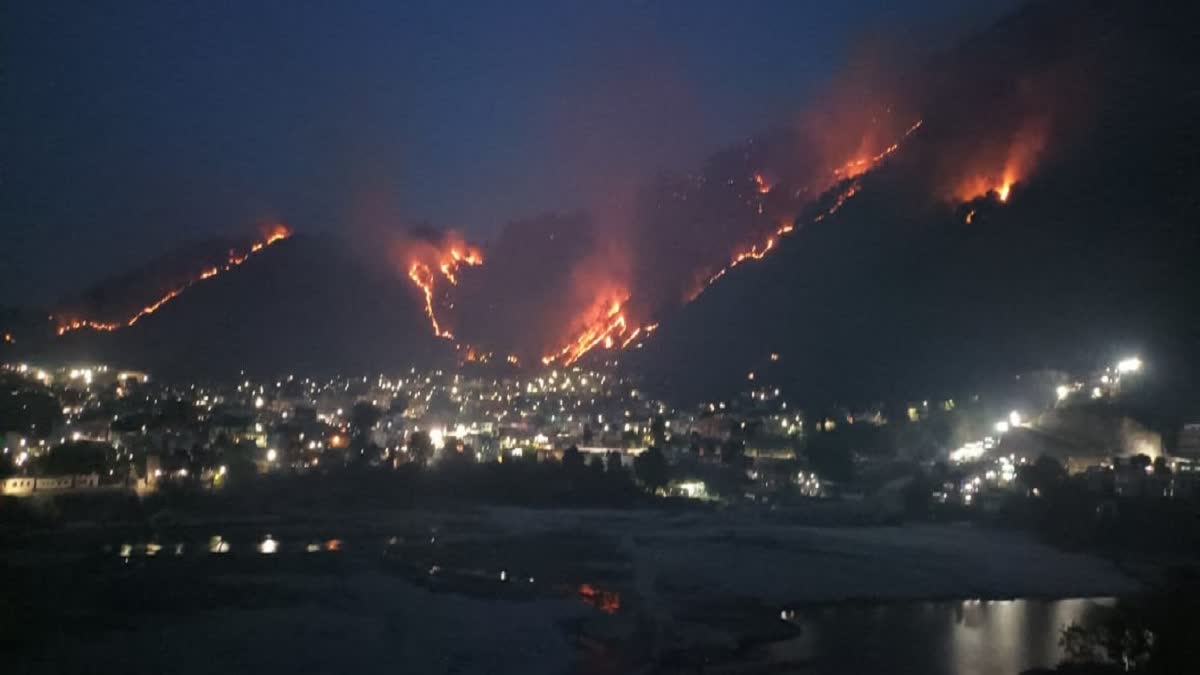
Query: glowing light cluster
56 225 292 336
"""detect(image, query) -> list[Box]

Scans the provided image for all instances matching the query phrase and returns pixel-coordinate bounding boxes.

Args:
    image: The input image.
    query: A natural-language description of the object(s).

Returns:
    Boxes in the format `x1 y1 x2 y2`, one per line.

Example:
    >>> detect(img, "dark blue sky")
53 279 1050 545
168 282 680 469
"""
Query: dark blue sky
3 0 1014 304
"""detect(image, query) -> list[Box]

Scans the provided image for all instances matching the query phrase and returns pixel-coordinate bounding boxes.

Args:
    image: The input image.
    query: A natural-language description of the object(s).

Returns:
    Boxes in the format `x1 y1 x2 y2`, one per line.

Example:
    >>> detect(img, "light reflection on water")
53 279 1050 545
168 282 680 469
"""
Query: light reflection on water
769 597 1117 675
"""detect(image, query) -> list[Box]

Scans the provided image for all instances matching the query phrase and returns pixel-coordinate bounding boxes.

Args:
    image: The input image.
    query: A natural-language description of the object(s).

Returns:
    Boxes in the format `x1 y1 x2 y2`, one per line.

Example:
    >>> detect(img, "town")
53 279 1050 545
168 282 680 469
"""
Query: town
4 354 1197 519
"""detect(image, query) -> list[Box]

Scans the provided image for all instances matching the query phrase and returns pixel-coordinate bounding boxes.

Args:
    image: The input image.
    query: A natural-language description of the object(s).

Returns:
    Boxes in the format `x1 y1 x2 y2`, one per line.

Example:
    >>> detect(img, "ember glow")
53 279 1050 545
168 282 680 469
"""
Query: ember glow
56 225 292 336
578 583 621 614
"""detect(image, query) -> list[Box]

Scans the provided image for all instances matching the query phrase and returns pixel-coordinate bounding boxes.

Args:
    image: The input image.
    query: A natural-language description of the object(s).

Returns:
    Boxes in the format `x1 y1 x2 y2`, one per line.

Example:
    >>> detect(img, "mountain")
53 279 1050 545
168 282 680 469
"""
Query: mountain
627 0 1200 406
7 234 451 377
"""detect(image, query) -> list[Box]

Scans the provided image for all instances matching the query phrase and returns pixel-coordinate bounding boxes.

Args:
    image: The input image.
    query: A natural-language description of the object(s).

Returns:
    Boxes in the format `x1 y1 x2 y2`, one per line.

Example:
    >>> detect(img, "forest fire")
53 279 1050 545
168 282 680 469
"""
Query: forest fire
832 120 923 179
401 236 484 341
540 119 923 366
681 120 920 303
577 583 621 614
950 121 1046 205
540 291 659 367
55 225 292 336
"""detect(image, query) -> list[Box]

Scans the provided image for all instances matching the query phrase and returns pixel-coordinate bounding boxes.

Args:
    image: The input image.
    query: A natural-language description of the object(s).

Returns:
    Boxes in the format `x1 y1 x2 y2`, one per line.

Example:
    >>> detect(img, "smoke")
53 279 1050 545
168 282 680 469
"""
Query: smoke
387 1 1110 366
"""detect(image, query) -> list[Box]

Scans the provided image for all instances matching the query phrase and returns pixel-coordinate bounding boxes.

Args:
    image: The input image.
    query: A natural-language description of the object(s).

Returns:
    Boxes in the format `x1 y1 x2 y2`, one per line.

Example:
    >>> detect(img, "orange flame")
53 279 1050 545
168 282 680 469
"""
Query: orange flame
832 120 923 180
753 173 772 194
540 291 658 367
684 120 921 303
578 583 621 614
402 236 484 341
950 121 1046 205
56 225 292 336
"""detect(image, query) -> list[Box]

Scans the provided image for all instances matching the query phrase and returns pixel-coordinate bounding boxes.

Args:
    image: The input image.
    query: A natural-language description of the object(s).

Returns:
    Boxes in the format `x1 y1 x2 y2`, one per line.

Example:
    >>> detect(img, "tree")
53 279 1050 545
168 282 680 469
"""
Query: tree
1152 455 1171 476
0 382 63 438
1017 455 1067 496
587 455 605 478
605 451 624 474
407 431 433 466
802 431 855 483
633 446 669 492
561 444 584 473
1130 454 1152 473
37 441 111 475
350 402 382 435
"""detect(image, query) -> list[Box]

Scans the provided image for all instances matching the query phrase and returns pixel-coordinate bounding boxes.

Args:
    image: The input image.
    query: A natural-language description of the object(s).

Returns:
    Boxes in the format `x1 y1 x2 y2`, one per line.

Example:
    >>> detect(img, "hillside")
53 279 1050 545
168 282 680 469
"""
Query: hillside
9 234 450 377
627 0 1200 405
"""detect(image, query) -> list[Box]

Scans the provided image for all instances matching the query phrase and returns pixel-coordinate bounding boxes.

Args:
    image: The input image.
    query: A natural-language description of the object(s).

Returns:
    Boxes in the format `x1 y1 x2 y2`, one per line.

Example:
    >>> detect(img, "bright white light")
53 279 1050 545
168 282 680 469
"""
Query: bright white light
1117 357 1142 374
1055 385 1070 401
1092 387 1103 399
994 421 1010 434
1008 411 1021 427
254 396 264 409
266 448 278 462
258 536 278 554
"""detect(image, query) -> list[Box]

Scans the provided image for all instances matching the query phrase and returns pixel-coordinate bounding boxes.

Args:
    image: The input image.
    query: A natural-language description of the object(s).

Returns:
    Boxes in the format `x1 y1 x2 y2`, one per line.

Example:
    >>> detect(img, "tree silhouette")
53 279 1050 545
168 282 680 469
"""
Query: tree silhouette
561 444 584 473
634 446 669 492
605 451 624 474
802 431 854 483
587 455 605 478
407 430 433 466
1017 454 1067 496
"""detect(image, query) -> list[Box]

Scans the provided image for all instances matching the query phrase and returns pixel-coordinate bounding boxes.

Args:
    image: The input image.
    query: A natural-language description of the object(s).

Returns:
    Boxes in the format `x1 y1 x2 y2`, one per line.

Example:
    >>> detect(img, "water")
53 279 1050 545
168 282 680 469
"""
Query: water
763 597 1116 675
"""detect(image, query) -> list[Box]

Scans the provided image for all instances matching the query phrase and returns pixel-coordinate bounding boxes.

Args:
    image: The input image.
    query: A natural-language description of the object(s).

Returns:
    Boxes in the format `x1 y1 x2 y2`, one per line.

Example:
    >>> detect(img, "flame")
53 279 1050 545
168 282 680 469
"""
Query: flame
683 120 921 303
950 121 1046 205
832 120 923 179
964 208 976 224
578 583 621 614
402 236 484 341
753 173 772 194
540 292 658 367
56 225 292 336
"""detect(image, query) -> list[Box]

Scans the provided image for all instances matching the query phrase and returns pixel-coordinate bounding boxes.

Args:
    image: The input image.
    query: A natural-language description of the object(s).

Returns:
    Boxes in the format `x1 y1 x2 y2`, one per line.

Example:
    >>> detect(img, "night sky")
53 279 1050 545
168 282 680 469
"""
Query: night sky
3 1 1015 305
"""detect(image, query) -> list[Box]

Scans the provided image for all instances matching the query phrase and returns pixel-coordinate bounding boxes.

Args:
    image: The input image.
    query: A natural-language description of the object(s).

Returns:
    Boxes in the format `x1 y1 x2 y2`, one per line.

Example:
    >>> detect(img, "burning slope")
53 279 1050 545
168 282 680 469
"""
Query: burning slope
949 120 1048 206
55 225 292 335
397 232 484 341
538 290 659 367
534 118 925 367
686 120 922 303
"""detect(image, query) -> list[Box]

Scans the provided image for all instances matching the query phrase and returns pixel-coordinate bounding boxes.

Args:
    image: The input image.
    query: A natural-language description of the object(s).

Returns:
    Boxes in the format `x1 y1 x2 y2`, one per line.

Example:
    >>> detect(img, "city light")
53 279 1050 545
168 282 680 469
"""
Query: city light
1055 385 1070 401
258 535 279 554
994 421 1010 434
1116 356 1142 374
